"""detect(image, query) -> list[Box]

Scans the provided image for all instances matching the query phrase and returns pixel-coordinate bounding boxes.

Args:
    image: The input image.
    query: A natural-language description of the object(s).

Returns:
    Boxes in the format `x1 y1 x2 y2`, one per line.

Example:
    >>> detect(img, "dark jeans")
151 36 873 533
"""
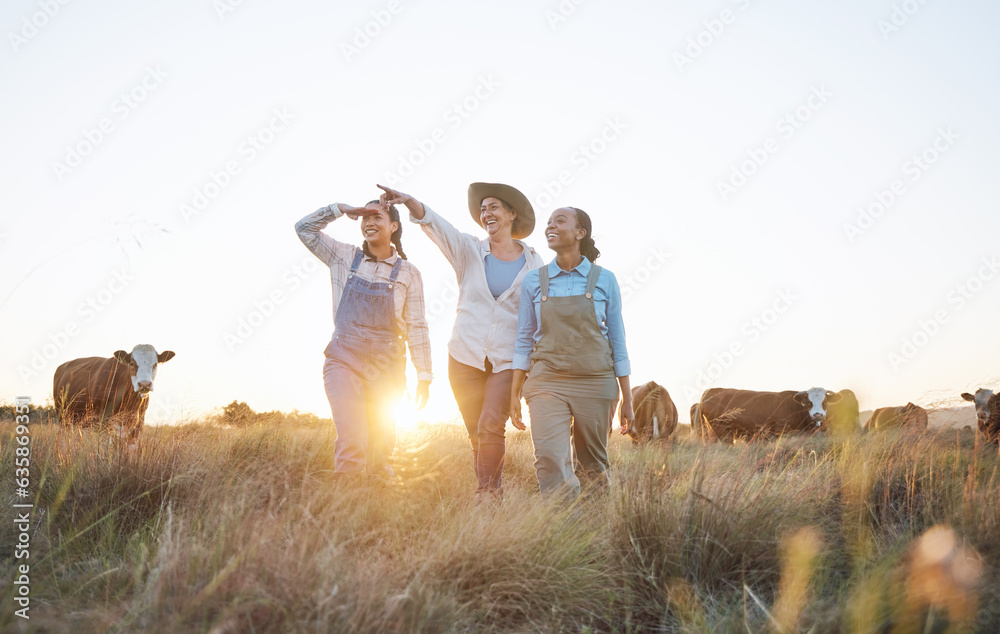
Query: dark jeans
448 355 513 493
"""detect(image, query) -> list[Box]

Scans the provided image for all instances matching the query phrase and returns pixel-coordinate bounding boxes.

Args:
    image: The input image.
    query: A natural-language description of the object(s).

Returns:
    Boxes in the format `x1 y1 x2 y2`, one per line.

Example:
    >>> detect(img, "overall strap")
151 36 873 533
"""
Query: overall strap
584 264 602 299
539 265 550 300
348 249 364 275
388 257 402 285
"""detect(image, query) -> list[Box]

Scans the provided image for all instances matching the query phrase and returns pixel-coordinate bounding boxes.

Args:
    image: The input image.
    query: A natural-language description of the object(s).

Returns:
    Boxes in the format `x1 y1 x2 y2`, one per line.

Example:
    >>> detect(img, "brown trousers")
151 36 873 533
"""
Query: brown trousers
448 355 512 493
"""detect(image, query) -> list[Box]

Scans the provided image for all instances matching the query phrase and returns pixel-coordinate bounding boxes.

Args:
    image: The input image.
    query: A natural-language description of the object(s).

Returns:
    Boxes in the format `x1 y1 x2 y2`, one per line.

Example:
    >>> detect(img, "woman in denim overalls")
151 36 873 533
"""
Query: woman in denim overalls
296 199 431 481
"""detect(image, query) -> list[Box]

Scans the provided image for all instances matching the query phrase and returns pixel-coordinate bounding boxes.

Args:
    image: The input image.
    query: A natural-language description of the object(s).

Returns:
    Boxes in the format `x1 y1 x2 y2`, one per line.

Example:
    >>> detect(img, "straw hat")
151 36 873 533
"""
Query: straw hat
467 182 535 239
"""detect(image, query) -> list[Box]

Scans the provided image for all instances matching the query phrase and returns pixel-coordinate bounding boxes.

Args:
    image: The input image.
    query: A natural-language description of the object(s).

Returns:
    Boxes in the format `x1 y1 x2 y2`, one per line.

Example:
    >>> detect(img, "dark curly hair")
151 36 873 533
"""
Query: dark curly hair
569 207 600 262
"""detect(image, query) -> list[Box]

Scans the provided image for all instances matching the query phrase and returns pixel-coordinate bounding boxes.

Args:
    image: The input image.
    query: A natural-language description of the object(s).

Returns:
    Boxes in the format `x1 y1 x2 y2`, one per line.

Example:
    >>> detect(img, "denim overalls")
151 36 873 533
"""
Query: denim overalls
323 249 406 478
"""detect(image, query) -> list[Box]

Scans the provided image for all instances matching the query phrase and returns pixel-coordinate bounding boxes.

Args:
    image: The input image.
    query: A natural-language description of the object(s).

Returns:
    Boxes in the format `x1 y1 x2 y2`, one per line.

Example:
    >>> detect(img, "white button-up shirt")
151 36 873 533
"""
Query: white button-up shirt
411 206 544 373
296 204 432 383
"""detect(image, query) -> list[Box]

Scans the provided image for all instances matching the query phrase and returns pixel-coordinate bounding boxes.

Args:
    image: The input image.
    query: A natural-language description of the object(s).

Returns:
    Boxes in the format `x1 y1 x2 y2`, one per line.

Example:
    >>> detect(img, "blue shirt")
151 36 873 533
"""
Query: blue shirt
484 252 526 300
513 256 631 376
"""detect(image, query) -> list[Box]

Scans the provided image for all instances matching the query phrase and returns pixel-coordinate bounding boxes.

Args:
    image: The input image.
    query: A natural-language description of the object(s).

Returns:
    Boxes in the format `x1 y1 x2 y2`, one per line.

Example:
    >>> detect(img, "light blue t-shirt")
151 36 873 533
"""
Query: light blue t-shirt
484 252 526 299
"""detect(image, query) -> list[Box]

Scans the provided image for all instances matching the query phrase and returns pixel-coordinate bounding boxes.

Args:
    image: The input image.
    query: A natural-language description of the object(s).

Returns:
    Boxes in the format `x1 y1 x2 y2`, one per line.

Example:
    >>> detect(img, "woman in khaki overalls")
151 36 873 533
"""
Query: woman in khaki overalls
510 207 633 499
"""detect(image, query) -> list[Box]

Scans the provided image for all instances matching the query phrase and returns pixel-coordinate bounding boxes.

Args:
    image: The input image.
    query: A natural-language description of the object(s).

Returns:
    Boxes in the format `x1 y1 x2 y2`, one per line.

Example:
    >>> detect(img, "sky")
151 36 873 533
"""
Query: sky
2 0 999 426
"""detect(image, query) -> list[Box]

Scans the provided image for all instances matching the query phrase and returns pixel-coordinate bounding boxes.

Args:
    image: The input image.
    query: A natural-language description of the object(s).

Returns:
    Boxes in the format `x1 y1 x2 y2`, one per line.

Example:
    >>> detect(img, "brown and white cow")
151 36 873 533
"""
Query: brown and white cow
622 381 677 443
696 387 842 444
53 344 175 447
961 388 1000 444
864 402 929 431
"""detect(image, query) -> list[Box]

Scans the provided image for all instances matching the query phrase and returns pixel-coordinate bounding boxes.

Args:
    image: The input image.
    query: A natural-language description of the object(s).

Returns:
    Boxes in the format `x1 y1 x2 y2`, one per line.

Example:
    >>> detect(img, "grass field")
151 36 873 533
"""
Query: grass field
2 417 999 633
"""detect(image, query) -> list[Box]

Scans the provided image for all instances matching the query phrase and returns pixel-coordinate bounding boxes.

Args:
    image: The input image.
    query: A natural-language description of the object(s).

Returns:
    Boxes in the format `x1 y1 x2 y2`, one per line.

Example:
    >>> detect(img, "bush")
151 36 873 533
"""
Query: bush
214 401 331 427
0 398 59 425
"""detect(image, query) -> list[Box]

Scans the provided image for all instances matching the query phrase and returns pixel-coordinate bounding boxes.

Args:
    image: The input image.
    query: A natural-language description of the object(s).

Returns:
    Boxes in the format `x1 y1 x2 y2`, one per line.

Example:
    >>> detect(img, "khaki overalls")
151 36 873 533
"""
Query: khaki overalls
523 263 619 498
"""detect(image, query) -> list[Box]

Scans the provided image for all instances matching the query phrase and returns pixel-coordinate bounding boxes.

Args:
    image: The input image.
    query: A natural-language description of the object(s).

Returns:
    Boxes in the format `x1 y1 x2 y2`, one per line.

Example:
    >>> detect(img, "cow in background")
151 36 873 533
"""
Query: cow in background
864 402 929 431
622 381 677 443
825 389 861 436
961 388 1000 444
696 387 842 444
690 402 717 442
54 344 175 448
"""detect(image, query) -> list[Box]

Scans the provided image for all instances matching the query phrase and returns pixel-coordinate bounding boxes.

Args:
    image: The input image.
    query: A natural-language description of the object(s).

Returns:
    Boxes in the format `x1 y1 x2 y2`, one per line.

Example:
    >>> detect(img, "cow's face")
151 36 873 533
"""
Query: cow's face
793 387 841 427
961 388 994 426
113 344 175 397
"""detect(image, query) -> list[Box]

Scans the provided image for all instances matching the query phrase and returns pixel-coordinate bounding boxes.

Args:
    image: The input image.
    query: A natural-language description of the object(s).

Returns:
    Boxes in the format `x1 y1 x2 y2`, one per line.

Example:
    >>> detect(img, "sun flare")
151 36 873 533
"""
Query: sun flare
392 396 419 432
391 393 461 432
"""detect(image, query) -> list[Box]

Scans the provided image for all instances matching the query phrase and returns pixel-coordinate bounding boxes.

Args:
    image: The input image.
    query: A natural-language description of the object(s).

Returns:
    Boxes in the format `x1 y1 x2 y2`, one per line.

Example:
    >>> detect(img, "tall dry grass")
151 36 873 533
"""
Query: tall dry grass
2 420 999 632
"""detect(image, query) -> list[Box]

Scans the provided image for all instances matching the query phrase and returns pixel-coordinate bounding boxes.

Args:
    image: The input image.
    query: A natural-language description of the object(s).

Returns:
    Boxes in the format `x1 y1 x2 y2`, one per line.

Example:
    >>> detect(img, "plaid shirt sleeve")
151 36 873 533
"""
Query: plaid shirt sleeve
294 203 359 267
402 263 433 383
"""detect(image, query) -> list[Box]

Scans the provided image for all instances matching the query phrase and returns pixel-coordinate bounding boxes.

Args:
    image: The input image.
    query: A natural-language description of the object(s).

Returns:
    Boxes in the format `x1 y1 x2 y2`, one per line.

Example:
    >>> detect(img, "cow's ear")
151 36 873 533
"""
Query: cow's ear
792 391 807 405
158 350 176 363
827 391 843 404
961 393 975 402
113 350 131 365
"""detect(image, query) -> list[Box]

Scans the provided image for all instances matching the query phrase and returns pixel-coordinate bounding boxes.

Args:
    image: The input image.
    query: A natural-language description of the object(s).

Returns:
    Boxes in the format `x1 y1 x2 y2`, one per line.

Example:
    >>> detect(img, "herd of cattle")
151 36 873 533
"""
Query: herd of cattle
626 382 1000 445
49 345 1000 448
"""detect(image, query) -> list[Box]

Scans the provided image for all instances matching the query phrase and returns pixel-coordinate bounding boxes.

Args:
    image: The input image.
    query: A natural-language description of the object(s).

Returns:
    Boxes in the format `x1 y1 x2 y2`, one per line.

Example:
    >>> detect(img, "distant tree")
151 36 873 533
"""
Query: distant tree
222 400 256 426
214 401 332 427
0 400 59 425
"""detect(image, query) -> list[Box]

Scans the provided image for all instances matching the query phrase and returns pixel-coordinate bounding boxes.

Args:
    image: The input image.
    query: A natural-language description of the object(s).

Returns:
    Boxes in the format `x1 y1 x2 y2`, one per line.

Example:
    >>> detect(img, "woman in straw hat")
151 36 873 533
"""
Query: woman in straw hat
510 206 633 500
377 182 544 501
